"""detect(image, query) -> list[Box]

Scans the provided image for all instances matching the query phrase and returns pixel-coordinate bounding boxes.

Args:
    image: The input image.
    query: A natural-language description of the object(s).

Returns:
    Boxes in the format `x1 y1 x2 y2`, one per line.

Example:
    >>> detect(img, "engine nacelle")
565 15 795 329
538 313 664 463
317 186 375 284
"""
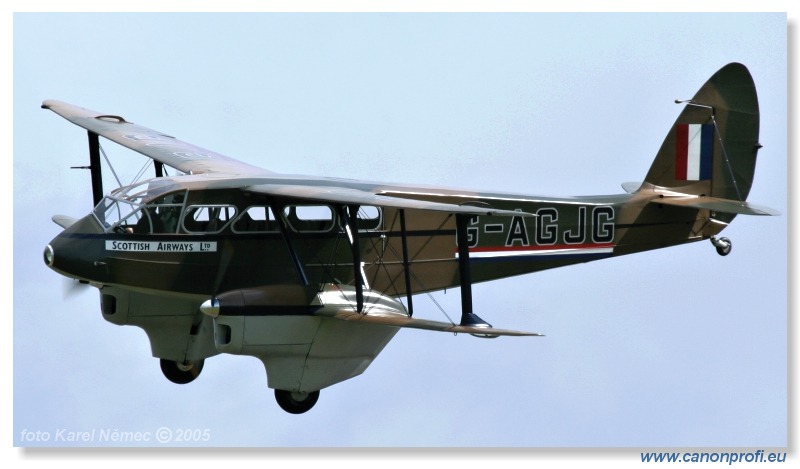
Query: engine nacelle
201 284 402 393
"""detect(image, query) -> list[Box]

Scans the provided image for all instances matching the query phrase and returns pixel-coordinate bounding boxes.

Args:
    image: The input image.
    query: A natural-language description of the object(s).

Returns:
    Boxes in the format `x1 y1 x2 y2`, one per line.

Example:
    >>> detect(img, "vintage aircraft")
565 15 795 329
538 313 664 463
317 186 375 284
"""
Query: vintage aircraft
42 63 777 414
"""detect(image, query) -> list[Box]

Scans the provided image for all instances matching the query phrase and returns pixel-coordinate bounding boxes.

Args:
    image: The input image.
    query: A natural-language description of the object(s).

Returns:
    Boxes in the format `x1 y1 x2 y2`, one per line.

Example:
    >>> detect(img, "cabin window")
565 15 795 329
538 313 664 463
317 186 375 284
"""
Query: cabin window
183 205 237 233
145 191 186 234
354 205 382 231
232 206 280 233
283 205 336 233
127 191 186 234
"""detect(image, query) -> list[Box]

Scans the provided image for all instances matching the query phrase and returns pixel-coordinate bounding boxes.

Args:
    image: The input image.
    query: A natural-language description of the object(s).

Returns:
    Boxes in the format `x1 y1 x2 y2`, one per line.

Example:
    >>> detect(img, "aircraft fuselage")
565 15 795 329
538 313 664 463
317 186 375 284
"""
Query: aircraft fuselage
45 174 719 303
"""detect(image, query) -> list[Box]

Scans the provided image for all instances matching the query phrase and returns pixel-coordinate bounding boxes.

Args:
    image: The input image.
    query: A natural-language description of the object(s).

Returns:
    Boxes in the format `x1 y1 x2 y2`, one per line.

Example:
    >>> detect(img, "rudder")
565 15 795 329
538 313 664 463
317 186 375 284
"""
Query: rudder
642 63 761 203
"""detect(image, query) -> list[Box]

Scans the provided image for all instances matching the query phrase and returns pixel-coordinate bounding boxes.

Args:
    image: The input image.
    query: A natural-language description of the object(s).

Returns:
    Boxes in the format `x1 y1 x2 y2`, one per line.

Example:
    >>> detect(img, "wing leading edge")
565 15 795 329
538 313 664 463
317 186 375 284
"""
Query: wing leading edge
42 99 270 176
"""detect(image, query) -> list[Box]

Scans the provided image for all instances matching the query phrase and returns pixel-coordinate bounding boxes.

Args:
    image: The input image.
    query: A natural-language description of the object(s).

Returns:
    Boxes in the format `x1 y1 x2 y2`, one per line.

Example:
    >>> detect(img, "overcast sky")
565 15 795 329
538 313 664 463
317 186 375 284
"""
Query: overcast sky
7 5 794 465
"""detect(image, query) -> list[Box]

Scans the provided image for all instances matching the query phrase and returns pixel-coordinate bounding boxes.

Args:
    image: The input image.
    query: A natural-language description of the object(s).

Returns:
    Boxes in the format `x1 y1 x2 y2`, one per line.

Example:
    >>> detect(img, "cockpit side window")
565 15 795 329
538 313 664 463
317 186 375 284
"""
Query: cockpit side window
144 191 186 234
94 190 187 234
93 197 132 229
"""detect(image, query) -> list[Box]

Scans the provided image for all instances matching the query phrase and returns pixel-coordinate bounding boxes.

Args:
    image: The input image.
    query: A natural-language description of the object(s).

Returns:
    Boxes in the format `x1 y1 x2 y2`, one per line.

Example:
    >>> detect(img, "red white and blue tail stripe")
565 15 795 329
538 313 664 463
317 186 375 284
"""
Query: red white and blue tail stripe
675 123 714 181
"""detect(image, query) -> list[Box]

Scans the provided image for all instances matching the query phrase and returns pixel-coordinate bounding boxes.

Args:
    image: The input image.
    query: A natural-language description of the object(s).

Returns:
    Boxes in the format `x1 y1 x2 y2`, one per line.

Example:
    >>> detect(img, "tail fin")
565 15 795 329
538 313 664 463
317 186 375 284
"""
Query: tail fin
618 64 776 254
642 63 761 203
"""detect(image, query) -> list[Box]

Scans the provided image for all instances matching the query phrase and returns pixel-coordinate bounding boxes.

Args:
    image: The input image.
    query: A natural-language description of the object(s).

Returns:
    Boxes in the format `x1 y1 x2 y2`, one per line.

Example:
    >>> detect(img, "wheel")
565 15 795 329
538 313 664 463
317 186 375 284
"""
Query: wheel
160 358 204 384
274 389 320 414
715 237 732 256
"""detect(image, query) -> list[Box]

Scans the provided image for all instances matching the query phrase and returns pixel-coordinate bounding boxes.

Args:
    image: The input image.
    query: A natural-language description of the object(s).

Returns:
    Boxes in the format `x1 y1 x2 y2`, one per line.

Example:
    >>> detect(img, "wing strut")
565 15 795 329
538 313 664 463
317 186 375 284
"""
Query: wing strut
455 214 491 329
340 205 364 313
86 131 104 206
272 202 309 286
399 209 414 317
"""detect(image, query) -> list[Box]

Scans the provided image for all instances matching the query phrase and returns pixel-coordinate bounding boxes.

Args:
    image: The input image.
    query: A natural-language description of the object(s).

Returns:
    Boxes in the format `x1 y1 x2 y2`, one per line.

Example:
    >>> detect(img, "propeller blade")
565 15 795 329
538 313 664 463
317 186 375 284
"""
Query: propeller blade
211 239 234 294
62 278 91 299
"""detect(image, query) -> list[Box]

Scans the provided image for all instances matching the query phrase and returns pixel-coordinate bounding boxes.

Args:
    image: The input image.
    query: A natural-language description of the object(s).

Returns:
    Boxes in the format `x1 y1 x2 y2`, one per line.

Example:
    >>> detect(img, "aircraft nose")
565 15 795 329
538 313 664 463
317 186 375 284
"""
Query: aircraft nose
44 214 108 283
43 233 105 283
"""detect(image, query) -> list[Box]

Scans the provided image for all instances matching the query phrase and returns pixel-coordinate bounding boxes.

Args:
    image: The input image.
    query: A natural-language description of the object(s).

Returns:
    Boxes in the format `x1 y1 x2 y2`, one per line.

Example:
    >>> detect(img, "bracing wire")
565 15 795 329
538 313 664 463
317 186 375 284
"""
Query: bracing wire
97 143 122 187
378 210 458 326
710 115 744 202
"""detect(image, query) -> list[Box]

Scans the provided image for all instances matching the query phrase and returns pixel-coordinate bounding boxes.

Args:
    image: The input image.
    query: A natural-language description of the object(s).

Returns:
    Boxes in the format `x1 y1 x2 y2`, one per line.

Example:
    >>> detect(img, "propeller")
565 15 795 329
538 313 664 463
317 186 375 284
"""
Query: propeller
207 239 235 303
62 278 91 299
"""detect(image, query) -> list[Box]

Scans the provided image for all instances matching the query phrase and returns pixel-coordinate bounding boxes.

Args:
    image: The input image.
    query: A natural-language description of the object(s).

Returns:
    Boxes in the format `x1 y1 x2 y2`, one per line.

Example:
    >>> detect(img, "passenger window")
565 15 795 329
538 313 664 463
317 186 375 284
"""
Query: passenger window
233 206 279 233
284 205 335 232
355 205 382 231
183 205 237 233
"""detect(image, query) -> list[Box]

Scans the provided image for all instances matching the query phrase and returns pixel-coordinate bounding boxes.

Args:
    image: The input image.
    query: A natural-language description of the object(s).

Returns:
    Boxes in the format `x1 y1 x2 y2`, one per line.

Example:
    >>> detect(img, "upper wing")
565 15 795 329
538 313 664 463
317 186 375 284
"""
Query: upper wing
43 100 536 217
42 99 270 176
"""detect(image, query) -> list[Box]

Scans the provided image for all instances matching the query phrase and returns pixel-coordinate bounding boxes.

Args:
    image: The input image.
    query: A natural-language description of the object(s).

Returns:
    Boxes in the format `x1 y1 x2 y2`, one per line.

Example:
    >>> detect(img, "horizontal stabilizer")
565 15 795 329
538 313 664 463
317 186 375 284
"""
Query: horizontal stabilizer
653 196 780 216
320 309 543 337
621 182 642 194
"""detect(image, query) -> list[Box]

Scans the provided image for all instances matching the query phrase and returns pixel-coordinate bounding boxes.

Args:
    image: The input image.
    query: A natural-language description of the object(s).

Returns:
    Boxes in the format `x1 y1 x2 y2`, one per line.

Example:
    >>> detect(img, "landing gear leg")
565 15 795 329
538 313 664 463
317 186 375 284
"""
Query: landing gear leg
710 236 732 256
274 389 320 414
160 358 204 384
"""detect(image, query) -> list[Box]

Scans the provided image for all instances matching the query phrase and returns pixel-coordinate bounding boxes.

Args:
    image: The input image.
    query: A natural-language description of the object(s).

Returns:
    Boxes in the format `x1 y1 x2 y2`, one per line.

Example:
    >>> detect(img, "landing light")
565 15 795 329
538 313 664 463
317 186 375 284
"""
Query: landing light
43 245 54 266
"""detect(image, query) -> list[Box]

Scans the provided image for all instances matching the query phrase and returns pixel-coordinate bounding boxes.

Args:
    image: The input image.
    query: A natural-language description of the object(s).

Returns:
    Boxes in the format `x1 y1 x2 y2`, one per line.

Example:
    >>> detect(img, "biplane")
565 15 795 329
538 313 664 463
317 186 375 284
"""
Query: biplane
42 63 777 414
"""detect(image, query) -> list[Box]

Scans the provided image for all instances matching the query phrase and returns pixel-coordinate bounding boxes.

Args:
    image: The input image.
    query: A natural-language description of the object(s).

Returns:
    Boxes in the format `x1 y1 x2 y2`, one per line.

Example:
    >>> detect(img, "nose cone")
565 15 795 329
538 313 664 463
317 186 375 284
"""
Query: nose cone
200 298 220 318
43 234 81 277
43 244 55 267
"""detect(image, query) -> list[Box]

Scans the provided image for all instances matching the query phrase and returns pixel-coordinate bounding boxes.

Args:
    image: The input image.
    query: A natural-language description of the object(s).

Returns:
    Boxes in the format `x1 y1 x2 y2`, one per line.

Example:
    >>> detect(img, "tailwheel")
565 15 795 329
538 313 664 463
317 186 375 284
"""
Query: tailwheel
710 236 732 256
274 389 320 414
160 358 204 384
